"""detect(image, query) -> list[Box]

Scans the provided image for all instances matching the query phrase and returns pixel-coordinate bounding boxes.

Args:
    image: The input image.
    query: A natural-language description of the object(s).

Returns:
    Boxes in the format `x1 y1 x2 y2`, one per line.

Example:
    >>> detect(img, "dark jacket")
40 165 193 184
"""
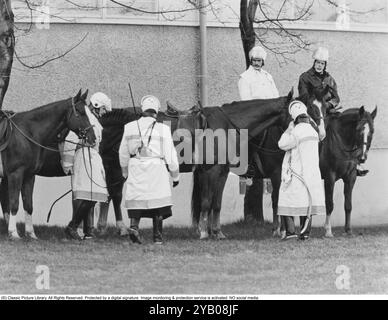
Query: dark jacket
298 67 340 108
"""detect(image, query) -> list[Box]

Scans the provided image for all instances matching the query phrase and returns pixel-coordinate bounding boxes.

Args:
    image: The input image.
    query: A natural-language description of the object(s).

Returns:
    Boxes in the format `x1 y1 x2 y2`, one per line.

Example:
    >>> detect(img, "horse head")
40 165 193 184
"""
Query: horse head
303 85 331 127
357 106 377 163
280 87 294 129
67 89 96 146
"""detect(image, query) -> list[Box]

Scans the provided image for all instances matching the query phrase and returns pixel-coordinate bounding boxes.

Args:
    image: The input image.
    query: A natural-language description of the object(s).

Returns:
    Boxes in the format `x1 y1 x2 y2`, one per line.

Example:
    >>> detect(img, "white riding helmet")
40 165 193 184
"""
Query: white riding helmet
312 47 329 62
141 95 160 113
249 46 267 61
90 92 112 111
289 100 308 120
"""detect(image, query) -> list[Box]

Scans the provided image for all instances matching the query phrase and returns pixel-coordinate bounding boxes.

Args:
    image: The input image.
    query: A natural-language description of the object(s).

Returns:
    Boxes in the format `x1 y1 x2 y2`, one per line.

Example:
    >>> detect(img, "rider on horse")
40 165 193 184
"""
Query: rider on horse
298 47 368 177
238 45 280 219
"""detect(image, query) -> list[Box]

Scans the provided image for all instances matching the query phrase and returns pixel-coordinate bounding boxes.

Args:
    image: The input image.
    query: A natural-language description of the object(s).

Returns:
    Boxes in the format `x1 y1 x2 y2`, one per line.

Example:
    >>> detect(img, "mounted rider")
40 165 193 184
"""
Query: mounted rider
238 45 280 220
62 92 111 240
298 47 368 176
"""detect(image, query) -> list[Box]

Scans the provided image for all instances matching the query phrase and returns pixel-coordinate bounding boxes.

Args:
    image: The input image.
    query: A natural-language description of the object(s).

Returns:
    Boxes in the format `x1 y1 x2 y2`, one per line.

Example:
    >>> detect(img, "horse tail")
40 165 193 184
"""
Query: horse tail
191 166 201 227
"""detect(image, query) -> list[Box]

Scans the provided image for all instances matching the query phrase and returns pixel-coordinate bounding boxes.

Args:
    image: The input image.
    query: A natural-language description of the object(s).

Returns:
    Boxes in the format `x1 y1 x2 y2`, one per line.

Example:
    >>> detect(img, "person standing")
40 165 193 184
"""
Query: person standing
278 101 326 240
62 92 111 240
119 95 179 245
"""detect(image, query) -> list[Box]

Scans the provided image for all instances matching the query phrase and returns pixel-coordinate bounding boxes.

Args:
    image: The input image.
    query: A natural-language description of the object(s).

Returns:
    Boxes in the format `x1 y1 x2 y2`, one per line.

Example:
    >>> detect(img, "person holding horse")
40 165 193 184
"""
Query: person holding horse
238 45 280 221
298 47 368 177
62 92 111 240
119 95 179 245
278 101 326 240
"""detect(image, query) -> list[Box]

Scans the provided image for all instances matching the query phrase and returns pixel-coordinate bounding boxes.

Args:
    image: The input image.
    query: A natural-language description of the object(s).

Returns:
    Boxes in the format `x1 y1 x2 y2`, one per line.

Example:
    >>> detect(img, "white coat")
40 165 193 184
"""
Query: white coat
119 117 179 210
60 110 108 202
238 66 280 100
277 122 326 217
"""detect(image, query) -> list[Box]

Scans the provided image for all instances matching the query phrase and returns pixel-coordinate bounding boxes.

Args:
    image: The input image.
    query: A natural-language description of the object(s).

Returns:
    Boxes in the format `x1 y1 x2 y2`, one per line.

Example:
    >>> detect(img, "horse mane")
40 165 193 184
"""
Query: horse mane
220 96 284 109
99 108 137 127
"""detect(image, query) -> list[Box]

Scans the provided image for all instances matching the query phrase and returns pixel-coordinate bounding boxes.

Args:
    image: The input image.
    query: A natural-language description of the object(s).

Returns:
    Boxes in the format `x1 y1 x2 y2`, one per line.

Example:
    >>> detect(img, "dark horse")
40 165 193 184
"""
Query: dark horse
191 90 293 239
321 106 377 237
0 89 96 240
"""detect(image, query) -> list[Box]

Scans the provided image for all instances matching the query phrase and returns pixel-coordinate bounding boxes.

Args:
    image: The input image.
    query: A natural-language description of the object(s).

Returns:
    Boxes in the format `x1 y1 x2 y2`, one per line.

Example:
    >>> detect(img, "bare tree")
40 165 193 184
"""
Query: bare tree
240 0 313 68
0 0 14 108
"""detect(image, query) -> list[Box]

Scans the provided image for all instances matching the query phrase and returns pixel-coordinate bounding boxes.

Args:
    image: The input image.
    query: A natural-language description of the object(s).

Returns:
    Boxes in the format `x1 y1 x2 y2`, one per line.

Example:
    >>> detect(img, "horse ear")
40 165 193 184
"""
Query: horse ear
371 106 377 119
81 89 89 101
359 106 365 117
75 89 82 101
287 87 294 101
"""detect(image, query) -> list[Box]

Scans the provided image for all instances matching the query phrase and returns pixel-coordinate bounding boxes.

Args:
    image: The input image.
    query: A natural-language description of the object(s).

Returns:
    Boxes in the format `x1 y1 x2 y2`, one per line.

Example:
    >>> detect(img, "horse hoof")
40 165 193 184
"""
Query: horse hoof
199 232 209 240
324 232 334 238
272 229 281 238
213 231 227 240
8 232 21 241
344 231 353 237
119 228 129 237
26 232 38 240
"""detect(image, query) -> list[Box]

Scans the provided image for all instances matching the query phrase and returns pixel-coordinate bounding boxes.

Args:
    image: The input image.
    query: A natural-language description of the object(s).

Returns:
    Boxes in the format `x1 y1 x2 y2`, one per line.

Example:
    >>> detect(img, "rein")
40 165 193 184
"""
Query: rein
0 98 93 153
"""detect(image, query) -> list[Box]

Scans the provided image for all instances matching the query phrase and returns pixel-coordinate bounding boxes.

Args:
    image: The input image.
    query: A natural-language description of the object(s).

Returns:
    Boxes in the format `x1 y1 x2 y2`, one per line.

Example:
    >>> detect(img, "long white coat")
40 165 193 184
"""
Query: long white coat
277 122 326 217
119 117 179 210
60 110 108 202
238 66 279 100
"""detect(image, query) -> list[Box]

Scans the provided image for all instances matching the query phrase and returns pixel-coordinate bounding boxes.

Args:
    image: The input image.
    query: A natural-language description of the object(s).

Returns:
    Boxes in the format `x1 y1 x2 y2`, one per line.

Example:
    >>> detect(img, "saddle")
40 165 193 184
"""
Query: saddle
166 100 180 117
0 110 14 152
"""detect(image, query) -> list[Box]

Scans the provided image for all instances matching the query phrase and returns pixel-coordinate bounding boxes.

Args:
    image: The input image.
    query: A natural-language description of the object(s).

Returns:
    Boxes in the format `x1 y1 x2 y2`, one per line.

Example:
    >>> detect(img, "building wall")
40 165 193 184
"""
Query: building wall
4 23 388 226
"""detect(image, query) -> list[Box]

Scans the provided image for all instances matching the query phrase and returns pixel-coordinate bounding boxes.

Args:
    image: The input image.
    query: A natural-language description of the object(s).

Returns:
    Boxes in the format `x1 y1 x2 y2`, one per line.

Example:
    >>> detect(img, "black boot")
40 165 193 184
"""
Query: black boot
299 216 312 240
282 216 297 241
153 215 163 245
83 205 96 240
129 217 142 244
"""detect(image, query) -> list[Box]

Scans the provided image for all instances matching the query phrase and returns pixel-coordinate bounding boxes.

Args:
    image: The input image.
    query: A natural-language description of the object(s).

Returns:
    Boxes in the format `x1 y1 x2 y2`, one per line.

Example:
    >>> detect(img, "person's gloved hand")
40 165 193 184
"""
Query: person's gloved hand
173 181 179 188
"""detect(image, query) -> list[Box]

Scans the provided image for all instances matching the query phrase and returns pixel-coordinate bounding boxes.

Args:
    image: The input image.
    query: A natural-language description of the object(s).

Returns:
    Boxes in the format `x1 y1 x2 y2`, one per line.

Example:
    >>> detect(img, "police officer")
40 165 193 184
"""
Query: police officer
63 92 111 240
298 47 368 176
238 45 280 220
119 95 179 245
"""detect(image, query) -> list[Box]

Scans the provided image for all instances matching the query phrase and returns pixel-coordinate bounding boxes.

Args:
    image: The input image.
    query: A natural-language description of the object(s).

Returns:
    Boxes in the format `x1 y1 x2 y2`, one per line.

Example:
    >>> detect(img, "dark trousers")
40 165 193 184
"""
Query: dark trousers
130 215 163 242
281 216 312 236
69 199 96 234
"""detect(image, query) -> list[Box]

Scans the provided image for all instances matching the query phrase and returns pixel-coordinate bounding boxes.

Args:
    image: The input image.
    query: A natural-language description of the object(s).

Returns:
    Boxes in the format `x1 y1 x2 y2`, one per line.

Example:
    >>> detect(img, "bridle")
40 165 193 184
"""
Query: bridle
68 97 95 144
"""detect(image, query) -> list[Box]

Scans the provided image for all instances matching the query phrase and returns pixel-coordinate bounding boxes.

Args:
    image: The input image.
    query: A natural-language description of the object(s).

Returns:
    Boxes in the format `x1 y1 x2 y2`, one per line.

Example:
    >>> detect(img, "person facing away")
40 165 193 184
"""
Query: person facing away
61 92 111 240
119 95 180 245
238 45 280 220
277 100 326 241
298 47 368 177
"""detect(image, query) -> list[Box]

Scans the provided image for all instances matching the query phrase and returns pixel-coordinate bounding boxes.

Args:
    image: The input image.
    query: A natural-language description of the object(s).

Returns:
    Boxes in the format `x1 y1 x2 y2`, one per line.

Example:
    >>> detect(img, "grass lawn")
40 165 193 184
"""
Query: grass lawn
0 218 387 295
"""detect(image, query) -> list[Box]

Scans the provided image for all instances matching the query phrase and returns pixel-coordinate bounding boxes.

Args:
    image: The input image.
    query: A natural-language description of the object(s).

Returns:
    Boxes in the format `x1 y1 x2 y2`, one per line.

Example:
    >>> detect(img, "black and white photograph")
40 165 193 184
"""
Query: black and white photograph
0 0 387 304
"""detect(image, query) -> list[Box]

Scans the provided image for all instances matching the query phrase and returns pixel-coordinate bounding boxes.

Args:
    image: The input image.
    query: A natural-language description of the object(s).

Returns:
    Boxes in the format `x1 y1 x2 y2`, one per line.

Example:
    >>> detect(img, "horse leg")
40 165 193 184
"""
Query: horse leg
271 173 281 237
0 177 10 225
243 178 264 223
7 171 23 240
324 177 335 238
112 193 128 236
97 201 109 234
343 175 356 236
198 169 214 240
211 166 229 240
21 175 37 240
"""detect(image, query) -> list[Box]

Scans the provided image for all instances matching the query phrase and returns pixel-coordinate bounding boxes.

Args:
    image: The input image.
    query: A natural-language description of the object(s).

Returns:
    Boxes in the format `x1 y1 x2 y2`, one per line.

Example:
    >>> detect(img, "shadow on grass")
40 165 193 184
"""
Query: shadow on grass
1 218 388 242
